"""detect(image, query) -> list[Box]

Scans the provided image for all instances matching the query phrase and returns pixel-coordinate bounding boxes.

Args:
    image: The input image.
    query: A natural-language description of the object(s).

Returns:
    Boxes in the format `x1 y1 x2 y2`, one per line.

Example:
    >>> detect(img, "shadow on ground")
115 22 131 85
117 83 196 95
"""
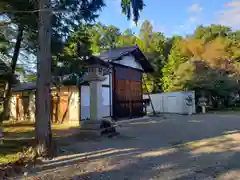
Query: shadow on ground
0 123 80 157
19 114 240 179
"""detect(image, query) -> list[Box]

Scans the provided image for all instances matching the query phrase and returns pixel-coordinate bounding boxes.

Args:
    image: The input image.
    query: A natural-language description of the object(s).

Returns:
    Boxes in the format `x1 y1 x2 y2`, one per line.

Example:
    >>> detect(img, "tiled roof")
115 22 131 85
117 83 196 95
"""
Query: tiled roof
98 46 138 61
12 82 36 92
98 46 154 72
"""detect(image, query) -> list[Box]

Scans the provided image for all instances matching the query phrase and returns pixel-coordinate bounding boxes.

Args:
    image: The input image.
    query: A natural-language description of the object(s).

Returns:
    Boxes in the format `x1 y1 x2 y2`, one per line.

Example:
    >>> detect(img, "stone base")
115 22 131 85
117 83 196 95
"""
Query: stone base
80 119 118 137
80 120 102 130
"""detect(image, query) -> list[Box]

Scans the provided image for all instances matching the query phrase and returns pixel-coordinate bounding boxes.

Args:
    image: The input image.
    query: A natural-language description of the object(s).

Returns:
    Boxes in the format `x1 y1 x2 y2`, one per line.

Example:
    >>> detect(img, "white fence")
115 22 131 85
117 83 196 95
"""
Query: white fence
143 91 196 114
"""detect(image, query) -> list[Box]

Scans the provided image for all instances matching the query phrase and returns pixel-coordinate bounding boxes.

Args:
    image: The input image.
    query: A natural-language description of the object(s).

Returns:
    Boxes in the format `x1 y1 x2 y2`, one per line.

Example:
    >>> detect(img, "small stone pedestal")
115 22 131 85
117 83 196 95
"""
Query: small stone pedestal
80 120 103 136
198 96 207 114
186 95 193 116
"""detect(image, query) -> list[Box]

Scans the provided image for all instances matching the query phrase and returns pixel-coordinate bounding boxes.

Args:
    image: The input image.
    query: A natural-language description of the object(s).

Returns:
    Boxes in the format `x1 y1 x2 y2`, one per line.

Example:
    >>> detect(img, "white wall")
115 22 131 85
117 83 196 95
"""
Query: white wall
81 86 90 107
115 55 143 70
102 74 110 85
144 91 196 114
9 84 112 122
80 85 111 120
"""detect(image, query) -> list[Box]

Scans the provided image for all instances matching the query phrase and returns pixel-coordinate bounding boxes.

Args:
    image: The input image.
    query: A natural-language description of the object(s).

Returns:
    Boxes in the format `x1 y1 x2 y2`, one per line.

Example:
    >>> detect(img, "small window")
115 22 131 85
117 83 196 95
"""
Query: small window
99 68 102 73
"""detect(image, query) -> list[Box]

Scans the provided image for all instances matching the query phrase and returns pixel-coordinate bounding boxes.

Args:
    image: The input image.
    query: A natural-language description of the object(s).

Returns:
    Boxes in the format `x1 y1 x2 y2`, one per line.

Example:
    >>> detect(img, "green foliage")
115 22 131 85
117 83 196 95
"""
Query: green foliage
100 25 121 50
53 21 240 100
139 20 153 51
0 0 106 56
192 24 232 43
1 0 146 77
65 21 240 98
137 20 167 93
116 29 136 47
24 73 37 82
61 20 166 93
161 24 240 102
53 25 91 82
162 37 187 91
171 61 239 97
0 28 10 54
85 23 121 54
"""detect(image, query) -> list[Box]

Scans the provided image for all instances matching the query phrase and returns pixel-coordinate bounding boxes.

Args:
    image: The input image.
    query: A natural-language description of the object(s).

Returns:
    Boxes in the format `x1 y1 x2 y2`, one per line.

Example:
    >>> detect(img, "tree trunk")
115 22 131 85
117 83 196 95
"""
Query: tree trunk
2 25 24 121
35 0 53 158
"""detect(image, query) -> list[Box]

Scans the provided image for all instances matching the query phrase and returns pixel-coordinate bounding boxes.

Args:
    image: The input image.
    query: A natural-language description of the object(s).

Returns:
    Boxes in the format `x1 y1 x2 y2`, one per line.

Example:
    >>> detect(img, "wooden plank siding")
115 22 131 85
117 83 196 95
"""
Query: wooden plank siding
14 92 31 121
11 86 74 123
112 65 144 120
51 87 72 123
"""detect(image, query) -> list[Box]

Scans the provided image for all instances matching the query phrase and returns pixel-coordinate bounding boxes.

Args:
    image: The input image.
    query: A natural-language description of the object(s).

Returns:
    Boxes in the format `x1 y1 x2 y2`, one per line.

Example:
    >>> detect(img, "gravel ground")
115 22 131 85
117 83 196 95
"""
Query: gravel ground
19 114 240 180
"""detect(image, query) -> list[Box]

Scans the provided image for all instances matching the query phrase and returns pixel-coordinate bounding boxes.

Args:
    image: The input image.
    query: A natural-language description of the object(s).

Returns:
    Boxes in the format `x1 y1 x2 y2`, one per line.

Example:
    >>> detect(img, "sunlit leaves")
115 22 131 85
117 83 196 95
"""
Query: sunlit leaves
162 24 240 97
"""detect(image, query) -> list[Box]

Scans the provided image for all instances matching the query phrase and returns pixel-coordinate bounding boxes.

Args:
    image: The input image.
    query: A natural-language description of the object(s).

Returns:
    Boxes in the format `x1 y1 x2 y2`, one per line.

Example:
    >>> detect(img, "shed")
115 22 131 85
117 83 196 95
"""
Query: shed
98 45 153 120
10 46 154 122
143 91 196 114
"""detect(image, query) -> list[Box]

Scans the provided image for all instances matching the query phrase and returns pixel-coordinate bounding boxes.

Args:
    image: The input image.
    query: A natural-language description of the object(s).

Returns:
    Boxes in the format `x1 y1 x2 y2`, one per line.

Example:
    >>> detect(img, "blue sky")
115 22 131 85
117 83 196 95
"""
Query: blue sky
98 0 240 37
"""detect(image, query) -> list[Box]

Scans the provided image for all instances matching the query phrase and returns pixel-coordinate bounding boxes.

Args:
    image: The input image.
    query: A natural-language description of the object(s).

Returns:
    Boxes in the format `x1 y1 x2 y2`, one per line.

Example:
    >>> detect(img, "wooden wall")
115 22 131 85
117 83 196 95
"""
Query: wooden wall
10 86 79 123
11 91 33 121
51 86 79 123
112 65 144 119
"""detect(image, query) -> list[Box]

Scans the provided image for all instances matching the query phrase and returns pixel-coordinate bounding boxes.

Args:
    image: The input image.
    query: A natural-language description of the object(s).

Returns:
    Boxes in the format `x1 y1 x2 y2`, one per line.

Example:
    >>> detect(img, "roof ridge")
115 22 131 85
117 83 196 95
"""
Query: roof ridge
99 45 138 54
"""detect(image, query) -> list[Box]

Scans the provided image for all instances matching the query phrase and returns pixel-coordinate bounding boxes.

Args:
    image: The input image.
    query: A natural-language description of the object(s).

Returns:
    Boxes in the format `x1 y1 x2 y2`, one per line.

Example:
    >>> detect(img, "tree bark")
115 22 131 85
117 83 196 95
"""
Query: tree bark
2 25 24 121
35 0 53 157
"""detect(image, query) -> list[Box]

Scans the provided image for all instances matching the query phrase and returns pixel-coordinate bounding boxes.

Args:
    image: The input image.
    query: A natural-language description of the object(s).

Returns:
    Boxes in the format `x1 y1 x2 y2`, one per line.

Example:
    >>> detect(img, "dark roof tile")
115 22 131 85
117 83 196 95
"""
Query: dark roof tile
98 46 154 73
12 82 36 92
98 46 137 61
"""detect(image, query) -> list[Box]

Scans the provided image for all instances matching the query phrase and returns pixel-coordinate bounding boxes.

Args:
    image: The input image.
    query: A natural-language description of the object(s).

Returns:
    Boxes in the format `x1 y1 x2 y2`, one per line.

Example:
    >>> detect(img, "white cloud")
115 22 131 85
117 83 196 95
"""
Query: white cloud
188 16 197 23
177 16 197 32
218 1 240 28
188 3 203 13
185 3 202 27
178 24 185 29
175 15 199 36
225 1 240 7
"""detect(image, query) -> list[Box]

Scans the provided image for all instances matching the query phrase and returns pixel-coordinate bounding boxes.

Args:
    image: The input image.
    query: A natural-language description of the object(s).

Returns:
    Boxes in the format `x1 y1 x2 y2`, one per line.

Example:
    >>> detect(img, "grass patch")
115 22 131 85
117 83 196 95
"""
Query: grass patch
0 152 21 165
0 120 79 165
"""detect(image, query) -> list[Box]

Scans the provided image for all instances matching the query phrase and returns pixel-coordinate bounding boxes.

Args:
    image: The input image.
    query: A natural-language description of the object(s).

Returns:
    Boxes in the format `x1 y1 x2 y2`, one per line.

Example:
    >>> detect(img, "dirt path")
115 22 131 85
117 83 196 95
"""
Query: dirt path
20 114 240 180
